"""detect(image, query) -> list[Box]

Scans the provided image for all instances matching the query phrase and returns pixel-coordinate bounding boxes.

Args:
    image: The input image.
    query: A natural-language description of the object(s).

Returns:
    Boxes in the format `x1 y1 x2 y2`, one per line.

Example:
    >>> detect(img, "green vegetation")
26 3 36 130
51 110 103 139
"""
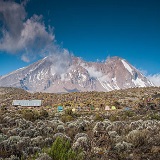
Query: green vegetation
149 113 160 120
18 109 49 121
0 86 160 160
61 114 74 123
94 113 104 121
47 137 83 160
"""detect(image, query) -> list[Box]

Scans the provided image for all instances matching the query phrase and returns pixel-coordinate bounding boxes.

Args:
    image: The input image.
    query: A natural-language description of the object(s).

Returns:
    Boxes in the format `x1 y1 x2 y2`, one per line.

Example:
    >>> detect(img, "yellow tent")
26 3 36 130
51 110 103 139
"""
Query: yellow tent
111 106 116 110
72 108 76 112
95 108 100 111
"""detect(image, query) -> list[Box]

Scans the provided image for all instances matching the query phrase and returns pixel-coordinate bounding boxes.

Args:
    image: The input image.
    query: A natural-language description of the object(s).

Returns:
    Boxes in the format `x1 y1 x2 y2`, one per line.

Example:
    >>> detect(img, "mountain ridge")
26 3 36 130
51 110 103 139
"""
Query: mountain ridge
0 56 154 93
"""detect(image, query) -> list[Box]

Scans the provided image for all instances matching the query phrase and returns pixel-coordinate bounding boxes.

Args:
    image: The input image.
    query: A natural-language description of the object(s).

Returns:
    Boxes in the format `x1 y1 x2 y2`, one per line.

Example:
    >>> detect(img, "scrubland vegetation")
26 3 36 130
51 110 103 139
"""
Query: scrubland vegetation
0 87 160 160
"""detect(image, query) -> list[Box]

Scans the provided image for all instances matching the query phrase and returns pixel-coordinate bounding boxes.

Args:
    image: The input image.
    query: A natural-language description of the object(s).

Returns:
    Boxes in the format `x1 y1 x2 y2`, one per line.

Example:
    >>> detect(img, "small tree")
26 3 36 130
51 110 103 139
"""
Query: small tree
48 137 83 160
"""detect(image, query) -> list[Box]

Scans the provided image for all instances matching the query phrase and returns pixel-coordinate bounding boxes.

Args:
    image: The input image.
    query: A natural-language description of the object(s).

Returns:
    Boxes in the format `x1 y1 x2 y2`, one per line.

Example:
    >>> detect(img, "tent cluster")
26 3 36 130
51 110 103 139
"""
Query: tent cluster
57 105 120 112
105 105 116 111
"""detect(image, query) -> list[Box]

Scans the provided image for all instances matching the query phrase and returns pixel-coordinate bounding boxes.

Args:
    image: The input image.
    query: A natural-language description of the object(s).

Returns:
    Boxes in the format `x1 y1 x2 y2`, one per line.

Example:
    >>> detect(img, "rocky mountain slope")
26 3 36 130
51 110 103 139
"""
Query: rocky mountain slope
0 56 154 93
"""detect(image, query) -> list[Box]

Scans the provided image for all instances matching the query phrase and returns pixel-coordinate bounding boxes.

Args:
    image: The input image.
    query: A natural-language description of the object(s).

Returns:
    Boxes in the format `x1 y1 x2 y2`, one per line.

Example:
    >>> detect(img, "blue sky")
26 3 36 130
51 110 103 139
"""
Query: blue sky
0 0 159 78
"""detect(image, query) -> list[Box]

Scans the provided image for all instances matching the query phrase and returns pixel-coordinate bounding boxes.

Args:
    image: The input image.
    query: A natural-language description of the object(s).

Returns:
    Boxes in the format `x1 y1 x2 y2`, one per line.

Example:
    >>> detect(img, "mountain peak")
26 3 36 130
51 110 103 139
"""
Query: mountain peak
0 55 154 93
109 56 122 60
105 56 123 63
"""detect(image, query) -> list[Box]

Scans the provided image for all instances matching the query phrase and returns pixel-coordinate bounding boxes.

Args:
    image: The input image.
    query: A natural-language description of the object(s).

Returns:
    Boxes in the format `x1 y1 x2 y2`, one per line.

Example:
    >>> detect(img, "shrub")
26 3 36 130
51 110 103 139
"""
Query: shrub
61 115 74 123
65 109 73 115
150 113 160 120
109 114 119 122
47 137 84 160
21 109 39 121
35 153 52 160
120 111 135 120
39 109 49 118
57 125 65 132
124 111 134 117
126 129 150 147
114 141 133 152
94 114 104 121
72 134 90 152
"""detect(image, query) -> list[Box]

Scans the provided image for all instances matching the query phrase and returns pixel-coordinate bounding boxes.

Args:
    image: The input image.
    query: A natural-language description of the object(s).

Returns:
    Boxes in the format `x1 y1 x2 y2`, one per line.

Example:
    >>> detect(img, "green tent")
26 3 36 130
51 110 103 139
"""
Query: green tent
90 105 95 110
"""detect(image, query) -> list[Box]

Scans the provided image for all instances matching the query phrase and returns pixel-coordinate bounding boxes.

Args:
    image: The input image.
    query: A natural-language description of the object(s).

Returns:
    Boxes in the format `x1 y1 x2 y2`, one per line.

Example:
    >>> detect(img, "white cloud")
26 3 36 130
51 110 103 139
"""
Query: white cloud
0 0 72 74
147 74 160 87
81 63 103 78
21 54 30 63
50 49 72 75
0 0 54 61
137 68 148 76
87 67 103 78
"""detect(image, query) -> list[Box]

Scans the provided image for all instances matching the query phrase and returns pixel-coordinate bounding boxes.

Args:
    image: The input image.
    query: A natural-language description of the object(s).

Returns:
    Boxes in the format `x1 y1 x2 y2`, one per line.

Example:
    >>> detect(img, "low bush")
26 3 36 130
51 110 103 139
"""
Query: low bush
109 114 119 122
61 115 74 123
94 114 104 121
65 109 73 115
150 113 160 120
21 109 39 121
39 109 49 118
124 111 134 117
126 129 150 147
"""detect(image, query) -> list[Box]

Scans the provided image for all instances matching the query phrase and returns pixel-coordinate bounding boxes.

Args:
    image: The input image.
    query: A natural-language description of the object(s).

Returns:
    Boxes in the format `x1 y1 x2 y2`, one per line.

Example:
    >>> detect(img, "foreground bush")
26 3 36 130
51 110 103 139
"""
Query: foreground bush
46 137 84 160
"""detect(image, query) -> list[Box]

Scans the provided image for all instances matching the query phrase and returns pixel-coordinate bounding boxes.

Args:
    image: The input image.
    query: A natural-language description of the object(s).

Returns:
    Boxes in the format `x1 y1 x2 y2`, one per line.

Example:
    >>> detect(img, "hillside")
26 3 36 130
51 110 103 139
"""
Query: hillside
0 87 160 160
0 87 159 109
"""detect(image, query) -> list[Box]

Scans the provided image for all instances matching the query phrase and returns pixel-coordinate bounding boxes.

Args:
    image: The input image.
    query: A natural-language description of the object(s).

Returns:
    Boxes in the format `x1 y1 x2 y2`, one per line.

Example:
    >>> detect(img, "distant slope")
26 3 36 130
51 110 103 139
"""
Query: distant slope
0 87 27 95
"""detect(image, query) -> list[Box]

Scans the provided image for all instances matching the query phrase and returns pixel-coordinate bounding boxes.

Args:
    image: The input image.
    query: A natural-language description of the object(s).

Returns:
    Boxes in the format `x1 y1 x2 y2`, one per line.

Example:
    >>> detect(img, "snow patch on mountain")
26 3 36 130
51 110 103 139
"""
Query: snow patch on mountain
132 77 146 87
112 77 120 89
121 59 133 75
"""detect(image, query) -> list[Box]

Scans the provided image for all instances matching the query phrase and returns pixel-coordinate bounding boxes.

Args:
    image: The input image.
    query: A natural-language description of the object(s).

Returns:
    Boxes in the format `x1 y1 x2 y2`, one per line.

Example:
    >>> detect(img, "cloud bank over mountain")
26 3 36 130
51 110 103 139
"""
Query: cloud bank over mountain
147 74 160 87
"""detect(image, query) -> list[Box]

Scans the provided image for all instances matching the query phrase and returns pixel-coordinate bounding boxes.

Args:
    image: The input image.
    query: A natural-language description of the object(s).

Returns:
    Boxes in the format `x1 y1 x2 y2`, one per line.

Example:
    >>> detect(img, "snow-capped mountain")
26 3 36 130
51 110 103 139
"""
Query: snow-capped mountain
0 56 154 93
